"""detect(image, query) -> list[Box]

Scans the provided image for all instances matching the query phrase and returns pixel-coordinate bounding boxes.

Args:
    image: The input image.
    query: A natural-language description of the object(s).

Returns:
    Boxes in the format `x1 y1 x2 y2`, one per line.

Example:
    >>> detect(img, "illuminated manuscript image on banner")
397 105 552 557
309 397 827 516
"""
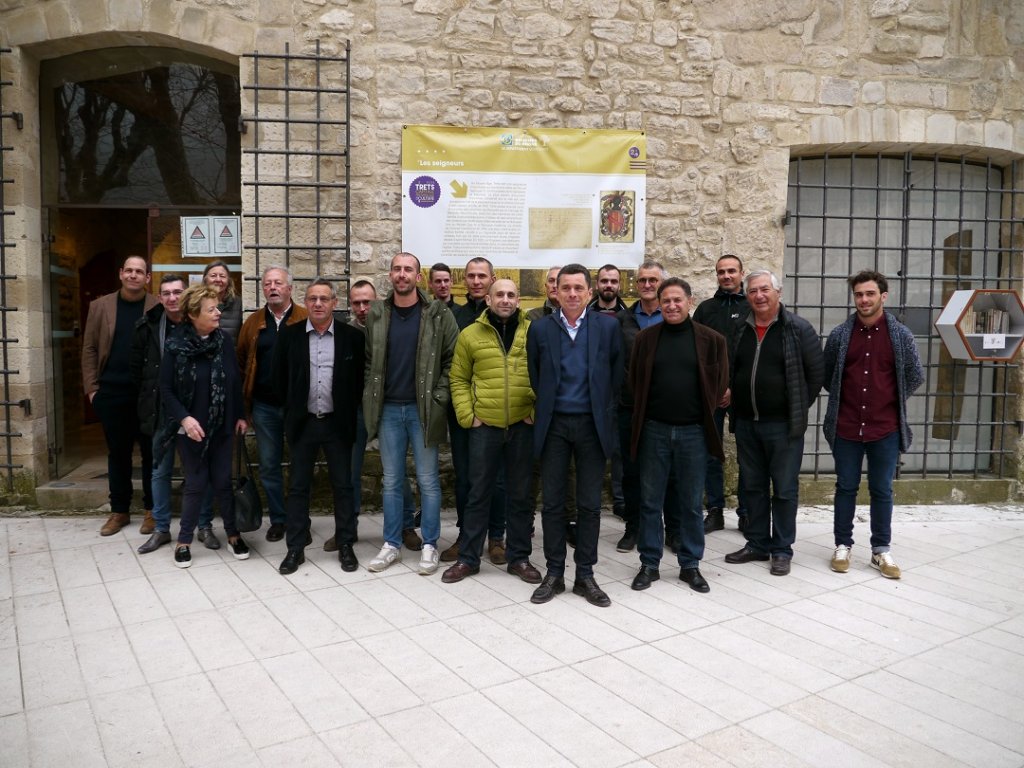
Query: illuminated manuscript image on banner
402 125 647 269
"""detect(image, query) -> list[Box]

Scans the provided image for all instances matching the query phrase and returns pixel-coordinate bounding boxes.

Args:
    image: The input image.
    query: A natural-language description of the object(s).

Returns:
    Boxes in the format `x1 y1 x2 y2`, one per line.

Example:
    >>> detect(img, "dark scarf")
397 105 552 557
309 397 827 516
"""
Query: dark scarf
160 326 227 459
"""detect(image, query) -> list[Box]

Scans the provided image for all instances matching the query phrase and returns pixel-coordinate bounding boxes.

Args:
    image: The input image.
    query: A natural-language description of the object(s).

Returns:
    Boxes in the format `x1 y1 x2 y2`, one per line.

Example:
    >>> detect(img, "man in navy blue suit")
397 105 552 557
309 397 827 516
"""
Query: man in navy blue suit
527 264 622 607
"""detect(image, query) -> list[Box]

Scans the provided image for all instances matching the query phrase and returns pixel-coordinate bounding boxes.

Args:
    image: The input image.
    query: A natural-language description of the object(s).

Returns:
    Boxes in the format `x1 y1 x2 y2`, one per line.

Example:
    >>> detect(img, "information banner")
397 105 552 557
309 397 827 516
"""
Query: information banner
401 125 646 269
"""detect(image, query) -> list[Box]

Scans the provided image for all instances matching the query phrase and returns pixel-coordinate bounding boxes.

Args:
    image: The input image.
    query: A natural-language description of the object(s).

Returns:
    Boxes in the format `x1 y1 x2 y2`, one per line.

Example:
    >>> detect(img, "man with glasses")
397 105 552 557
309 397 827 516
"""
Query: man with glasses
274 279 366 575
131 274 186 553
615 260 681 553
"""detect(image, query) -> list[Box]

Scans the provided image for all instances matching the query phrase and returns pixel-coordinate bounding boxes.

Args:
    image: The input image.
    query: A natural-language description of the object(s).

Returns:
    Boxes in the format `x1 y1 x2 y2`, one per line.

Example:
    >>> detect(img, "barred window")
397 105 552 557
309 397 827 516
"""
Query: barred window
785 153 1024 478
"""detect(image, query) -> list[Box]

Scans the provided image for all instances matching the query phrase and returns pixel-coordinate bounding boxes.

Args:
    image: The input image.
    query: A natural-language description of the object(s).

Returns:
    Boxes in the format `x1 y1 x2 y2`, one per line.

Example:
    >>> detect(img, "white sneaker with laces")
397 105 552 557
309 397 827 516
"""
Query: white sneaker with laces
871 551 901 579
368 544 401 573
830 544 851 573
418 544 439 575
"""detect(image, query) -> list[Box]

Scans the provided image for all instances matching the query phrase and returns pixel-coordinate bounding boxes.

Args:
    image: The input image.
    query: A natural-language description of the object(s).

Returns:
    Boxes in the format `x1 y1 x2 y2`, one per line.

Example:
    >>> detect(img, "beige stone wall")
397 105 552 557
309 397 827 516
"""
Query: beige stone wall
1 0 1022 486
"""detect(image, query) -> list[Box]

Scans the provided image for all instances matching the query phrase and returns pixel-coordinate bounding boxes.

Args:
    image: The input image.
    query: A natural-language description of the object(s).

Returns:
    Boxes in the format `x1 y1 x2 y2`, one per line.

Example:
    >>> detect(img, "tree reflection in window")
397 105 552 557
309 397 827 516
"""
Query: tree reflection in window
52 55 240 206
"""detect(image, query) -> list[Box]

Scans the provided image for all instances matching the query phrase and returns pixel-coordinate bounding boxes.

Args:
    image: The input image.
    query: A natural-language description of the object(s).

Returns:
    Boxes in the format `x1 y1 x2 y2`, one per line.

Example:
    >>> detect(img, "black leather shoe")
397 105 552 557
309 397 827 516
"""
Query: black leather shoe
737 515 749 534
616 526 637 553
572 576 611 607
679 567 710 593
631 565 660 591
266 523 285 542
338 543 358 572
530 574 565 604
703 507 725 533
137 531 171 555
305 530 313 546
770 556 791 576
725 545 770 564
279 549 305 575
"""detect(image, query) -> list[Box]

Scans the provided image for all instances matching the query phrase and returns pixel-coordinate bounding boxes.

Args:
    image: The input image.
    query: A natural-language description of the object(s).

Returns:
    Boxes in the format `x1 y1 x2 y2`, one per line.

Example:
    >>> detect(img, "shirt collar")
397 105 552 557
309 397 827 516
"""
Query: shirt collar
306 318 334 336
557 306 587 330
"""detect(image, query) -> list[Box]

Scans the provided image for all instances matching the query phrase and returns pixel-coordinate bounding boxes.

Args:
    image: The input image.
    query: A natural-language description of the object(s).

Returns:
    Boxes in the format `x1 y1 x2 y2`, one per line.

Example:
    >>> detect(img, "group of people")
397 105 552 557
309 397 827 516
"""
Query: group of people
83 250 923 603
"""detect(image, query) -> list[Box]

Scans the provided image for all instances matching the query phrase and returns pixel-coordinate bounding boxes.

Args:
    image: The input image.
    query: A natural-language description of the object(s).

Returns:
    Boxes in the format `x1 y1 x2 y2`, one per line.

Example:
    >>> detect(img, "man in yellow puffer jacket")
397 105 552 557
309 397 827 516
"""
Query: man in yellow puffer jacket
442 279 541 585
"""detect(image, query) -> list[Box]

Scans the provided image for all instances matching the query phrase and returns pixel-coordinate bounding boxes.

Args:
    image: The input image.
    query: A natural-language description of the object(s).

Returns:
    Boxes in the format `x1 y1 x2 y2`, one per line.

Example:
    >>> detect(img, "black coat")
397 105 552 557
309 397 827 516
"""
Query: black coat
130 304 182 435
272 319 366 445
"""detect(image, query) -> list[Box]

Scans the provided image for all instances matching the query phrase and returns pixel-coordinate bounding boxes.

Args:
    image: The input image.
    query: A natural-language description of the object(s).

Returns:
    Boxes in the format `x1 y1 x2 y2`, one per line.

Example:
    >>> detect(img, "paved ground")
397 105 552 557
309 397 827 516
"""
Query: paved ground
2 504 1023 768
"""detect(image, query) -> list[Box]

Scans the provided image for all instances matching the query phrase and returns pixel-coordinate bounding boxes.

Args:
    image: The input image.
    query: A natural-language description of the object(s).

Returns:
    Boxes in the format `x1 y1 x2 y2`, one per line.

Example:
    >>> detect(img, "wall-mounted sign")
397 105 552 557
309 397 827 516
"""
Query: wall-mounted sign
180 215 241 257
401 125 646 269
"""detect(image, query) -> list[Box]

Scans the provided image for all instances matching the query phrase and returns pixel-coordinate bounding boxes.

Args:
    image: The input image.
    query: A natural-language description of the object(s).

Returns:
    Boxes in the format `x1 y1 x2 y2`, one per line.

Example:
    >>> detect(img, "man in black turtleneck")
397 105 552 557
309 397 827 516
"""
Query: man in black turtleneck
628 278 729 594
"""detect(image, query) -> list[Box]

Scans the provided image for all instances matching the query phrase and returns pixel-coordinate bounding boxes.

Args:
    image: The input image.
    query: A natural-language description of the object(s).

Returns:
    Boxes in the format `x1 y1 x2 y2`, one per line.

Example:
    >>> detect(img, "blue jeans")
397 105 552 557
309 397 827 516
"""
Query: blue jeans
251 400 287 526
150 434 175 534
735 419 804 559
638 421 707 569
832 432 900 553
539 413 606 579
378 402 441 548
353 405 416 526
705 407 747 516
619 407 682 535
459 422 533 568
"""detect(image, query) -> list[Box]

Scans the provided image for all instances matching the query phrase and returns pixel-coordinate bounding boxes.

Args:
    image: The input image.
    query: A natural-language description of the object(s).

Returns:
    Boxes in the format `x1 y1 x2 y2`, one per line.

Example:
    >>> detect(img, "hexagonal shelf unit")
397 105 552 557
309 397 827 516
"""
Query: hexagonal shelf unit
935 289 1024 362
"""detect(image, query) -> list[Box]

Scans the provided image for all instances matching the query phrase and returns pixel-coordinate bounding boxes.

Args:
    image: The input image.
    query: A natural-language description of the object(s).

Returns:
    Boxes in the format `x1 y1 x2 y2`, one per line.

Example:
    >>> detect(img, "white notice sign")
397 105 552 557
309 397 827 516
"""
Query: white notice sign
180 215 242 258
181 217 211 256
213 217 241 256
983 333 1006 350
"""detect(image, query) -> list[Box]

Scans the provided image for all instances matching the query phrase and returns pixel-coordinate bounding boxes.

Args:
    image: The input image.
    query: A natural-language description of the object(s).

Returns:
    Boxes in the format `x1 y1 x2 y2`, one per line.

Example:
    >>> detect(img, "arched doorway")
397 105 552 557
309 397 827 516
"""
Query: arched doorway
40 45 241 477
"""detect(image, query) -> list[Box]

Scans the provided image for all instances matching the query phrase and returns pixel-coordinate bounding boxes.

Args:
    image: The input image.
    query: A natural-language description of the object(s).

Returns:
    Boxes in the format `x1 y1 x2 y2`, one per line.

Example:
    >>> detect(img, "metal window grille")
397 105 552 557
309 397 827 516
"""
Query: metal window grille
241 39 351 310
785 152 1023 480
0 45 23 491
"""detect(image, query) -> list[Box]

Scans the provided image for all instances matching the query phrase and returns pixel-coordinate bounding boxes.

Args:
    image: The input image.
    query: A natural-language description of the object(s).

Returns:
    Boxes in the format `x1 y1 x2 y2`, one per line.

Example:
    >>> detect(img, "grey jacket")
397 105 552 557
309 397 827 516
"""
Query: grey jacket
822 310 924 453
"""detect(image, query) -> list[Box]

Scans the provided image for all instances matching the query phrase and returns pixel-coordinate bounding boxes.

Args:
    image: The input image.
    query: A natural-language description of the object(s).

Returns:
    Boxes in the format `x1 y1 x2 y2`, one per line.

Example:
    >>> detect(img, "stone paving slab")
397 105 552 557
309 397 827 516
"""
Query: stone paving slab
2 505 1023 767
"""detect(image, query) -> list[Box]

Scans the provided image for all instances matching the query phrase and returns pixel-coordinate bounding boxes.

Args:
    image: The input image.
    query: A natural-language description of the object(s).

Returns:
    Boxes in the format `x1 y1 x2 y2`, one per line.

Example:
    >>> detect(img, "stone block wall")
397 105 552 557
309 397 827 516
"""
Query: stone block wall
0 0 1022 488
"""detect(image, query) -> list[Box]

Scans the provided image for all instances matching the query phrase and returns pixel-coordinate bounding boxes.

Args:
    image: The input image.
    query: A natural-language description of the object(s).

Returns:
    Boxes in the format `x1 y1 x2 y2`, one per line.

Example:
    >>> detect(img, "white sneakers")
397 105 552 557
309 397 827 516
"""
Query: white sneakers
368 544 401 572
418 544 439 575
366 542 440 575
871 551 902 579
830 545 851 573
830 545 902 579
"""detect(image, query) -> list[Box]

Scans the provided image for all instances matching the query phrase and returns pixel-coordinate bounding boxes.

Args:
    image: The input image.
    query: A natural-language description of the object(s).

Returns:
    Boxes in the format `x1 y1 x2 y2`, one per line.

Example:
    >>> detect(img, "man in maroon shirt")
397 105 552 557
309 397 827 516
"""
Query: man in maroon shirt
822 270 924 579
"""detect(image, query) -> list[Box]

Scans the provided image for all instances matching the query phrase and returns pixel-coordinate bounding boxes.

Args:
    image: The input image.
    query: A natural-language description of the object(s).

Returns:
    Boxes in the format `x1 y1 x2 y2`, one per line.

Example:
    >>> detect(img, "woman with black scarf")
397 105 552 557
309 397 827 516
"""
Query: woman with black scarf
157 284 250 568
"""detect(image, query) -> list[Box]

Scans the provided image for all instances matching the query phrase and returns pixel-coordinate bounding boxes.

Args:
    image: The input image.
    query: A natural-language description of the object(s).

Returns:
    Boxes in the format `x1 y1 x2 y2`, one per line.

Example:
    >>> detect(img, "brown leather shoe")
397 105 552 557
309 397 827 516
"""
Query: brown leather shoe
441 561 479 583
139 511 155 535
323 535 338 552
100 513 130 536
440 541 460 562
402 528 423 551
507 560 542 584
488 538 507 565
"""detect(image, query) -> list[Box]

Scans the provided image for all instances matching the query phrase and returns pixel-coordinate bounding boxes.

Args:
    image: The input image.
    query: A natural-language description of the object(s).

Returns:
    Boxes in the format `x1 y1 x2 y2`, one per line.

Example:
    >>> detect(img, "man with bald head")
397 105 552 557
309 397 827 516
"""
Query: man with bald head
443 279 540 584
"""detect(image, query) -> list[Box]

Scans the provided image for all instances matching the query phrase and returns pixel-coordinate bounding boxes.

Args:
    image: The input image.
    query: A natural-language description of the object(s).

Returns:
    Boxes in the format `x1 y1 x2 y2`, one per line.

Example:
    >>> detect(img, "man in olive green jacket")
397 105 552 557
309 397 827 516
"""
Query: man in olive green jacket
442 279 541 585
363 252 459 575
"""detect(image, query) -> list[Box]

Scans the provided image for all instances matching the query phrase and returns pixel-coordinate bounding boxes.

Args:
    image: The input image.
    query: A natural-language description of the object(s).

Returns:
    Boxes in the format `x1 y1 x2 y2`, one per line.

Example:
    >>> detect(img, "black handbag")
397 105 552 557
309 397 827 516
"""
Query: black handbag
234 437 263 533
